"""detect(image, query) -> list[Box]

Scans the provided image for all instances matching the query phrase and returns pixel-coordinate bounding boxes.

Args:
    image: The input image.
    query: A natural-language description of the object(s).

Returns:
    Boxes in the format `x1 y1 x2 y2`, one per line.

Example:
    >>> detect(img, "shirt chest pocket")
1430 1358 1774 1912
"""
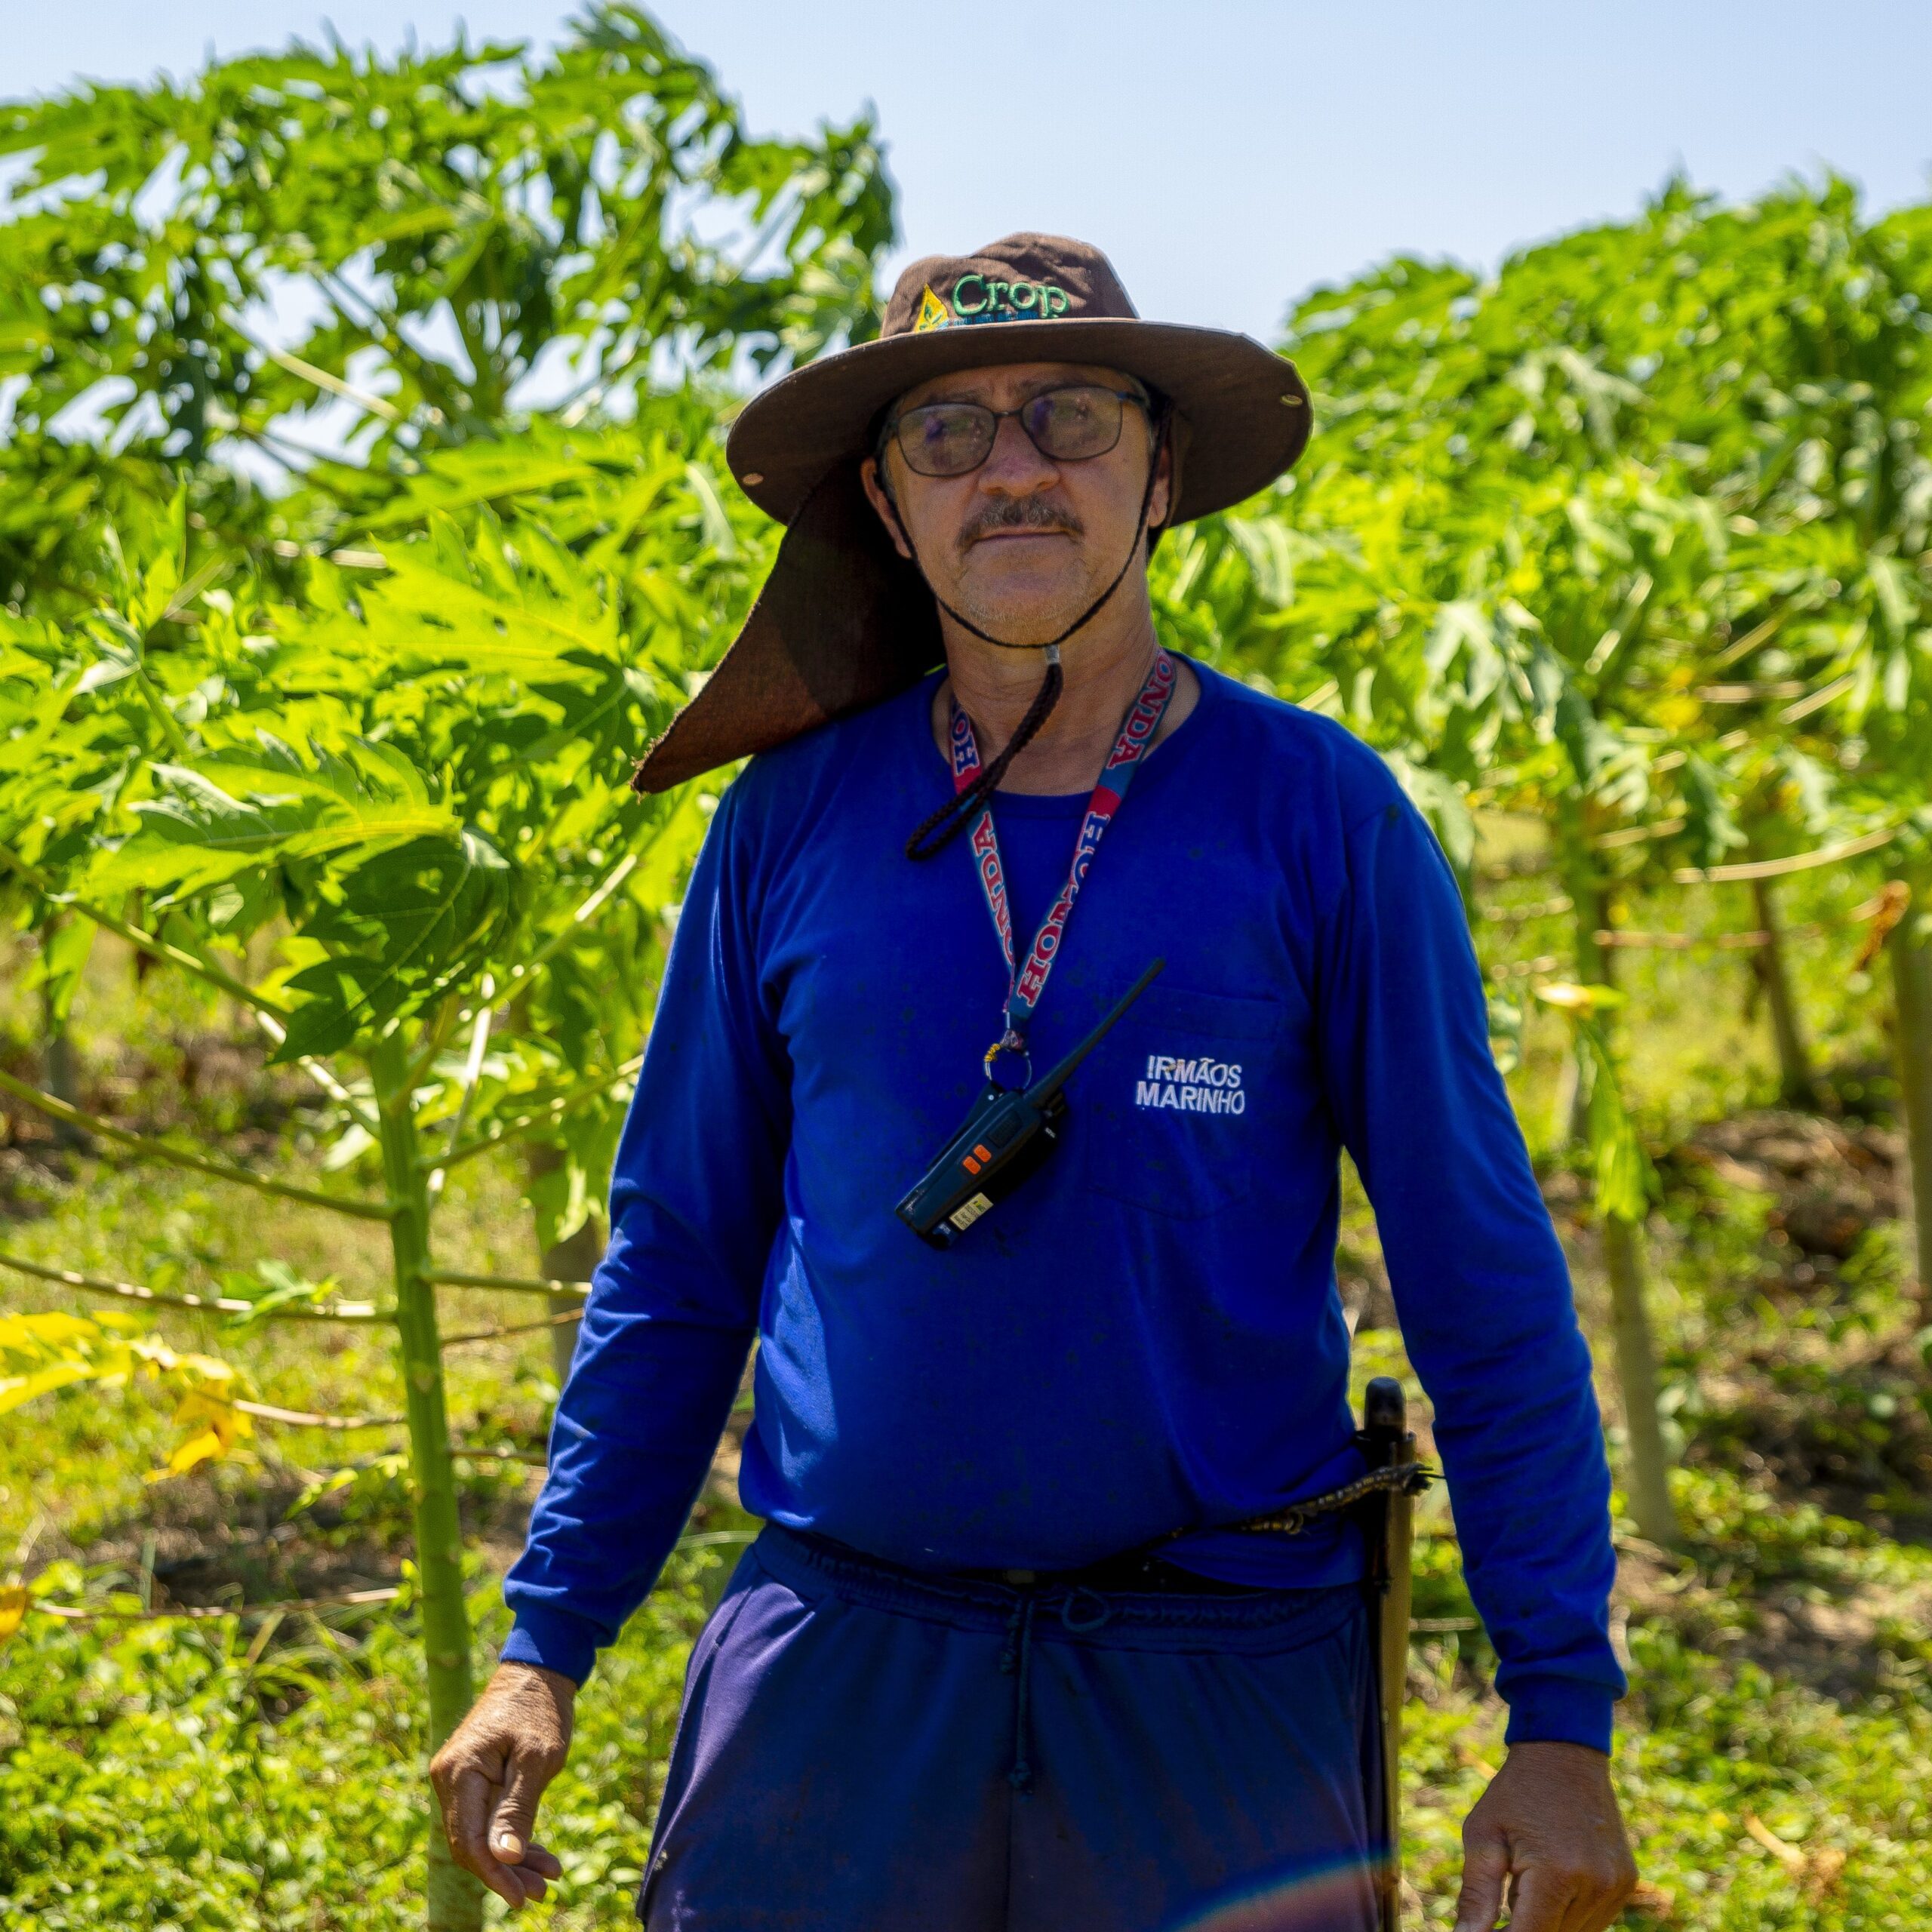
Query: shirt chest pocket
1077 983 1285 1221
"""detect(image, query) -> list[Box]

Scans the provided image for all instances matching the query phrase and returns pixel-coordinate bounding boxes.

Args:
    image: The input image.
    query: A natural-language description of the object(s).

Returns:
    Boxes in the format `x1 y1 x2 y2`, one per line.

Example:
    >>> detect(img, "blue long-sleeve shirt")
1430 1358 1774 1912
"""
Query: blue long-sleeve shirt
503 660 1623 1751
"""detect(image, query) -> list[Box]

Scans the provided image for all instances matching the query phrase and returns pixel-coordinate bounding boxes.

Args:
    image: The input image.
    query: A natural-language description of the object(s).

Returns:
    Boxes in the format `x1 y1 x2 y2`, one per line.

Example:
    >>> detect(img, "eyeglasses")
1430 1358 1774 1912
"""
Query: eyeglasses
880 383 1153 479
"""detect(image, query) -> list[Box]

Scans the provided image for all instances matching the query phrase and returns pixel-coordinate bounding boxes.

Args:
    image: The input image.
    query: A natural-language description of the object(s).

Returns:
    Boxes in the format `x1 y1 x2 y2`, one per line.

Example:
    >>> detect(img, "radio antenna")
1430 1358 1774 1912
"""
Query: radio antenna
1029 958 1164 1103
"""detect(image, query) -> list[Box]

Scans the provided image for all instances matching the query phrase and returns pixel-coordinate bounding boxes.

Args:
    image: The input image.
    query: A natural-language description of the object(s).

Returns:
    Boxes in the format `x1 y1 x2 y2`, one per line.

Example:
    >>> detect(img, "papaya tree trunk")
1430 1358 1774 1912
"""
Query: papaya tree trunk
42 1020 86 1149
38 917 88 1150
371 1033 483 1932
1602 1212 1679 1547
1887 880 1932 1303
526 1141 603 1385
1750 877 1818 1109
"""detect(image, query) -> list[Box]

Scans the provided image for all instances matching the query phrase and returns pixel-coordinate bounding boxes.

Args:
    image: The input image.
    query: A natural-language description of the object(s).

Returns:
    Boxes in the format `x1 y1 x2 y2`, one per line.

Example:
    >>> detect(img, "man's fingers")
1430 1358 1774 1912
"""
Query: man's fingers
443 1766 530 1909
518 1841 565 1880
490 1743 564 1866
492 1844 561 1912
1496 1866 1577 1932
1565 1847 1638 1932
1451 1826 1509 1932
446 1765 496 1869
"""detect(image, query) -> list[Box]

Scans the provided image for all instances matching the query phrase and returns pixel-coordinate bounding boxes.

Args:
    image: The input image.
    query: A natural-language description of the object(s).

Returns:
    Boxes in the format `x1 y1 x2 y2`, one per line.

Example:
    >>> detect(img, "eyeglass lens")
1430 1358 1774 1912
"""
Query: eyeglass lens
895 386 1130 478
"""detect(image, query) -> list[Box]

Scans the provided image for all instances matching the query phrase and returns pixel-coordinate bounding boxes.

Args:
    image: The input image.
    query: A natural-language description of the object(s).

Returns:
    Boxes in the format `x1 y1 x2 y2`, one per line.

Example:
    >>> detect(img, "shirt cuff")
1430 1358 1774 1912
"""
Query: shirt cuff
1502 1678 1616 1755
501 1607 601 1686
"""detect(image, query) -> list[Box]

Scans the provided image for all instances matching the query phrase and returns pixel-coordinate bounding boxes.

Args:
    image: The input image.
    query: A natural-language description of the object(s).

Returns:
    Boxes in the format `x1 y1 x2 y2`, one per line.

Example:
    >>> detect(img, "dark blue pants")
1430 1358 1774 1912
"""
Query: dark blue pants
640 1526 1381 1932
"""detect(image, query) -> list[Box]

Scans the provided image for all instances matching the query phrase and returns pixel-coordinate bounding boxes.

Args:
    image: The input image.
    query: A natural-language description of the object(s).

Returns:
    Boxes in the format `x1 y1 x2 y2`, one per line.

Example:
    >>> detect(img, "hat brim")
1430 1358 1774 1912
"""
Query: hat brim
727 318 1311 526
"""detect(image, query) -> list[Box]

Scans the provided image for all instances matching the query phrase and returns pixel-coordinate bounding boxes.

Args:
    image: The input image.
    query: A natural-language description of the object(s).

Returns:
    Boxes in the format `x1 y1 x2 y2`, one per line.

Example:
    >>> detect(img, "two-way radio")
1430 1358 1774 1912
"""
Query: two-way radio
896 959 1164 1249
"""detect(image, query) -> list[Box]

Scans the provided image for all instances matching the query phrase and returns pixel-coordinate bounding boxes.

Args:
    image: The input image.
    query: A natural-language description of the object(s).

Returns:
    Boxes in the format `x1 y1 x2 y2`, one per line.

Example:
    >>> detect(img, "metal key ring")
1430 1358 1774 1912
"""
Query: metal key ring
983 1038 1032 1091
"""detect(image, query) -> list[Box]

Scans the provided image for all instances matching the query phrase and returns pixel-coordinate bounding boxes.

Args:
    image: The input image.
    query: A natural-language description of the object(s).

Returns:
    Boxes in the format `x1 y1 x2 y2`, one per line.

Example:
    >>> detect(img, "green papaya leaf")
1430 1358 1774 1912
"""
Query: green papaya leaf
274 831 514 1062
89 750 456 900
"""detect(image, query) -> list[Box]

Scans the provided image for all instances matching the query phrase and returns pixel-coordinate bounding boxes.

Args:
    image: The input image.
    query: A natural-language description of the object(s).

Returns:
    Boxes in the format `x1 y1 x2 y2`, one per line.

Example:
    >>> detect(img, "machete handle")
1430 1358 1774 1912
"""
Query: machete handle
1359 1374 1417 1932
1362 1375 1407 1455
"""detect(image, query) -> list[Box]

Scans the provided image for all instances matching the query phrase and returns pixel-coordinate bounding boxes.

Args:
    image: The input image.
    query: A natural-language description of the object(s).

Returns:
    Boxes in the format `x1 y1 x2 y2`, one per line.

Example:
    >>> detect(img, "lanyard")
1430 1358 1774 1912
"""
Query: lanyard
949 648 1177 1085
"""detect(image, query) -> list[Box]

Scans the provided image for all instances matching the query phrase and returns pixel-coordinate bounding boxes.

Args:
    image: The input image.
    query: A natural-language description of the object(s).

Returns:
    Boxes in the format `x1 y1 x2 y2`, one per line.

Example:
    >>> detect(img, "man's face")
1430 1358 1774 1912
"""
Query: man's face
860 361 1171 648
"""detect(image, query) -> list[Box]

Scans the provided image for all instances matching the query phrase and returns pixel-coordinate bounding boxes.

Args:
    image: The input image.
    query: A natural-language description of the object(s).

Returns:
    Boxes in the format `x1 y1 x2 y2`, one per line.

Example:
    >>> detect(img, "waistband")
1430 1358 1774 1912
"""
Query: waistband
749 1524 1364 1655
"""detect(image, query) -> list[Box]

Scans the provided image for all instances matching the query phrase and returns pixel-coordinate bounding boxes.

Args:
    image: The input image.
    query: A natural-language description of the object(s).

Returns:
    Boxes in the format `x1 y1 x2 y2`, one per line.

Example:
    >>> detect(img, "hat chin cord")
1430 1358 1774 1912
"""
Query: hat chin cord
898 415 1170 863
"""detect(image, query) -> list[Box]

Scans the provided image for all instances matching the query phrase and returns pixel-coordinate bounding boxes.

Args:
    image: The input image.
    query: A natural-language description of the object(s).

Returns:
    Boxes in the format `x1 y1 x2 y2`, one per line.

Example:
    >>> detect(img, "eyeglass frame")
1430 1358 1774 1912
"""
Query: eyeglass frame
875 381 1161 481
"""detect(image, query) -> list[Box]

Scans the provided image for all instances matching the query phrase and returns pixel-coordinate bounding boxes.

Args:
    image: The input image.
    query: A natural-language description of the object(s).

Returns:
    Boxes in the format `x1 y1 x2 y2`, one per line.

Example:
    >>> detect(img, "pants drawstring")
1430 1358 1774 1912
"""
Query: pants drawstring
998 1595 1026 1675
998 1587 1115 1795
1060 1586 1112 1635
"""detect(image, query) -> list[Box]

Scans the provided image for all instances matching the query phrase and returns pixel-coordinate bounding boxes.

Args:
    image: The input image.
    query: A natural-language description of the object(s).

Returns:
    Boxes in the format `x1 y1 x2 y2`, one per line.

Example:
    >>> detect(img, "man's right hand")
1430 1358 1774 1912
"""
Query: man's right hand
429 1661 577 1911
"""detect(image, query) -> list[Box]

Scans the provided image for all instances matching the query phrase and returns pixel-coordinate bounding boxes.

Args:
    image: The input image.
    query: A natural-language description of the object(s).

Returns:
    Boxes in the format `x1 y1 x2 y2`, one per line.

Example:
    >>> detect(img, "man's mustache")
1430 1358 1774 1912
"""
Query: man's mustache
958 497 1084 551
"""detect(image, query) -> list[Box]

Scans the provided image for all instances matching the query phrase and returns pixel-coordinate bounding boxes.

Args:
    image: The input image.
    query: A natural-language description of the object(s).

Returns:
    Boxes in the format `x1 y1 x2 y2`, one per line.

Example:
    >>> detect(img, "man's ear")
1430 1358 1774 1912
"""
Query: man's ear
1147 428 1177 533
860 454 914 561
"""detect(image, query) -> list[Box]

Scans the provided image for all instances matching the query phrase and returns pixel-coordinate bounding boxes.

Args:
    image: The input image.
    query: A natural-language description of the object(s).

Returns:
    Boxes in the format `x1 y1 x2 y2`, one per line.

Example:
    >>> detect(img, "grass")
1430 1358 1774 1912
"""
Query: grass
0 1553 725 1931
3 845 1928 1928
0 1134 751 1932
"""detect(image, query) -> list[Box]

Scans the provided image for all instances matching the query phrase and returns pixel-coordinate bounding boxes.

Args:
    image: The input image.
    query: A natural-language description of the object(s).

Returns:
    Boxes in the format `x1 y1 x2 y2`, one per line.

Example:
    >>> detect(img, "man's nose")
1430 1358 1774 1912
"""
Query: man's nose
976 411 1060 494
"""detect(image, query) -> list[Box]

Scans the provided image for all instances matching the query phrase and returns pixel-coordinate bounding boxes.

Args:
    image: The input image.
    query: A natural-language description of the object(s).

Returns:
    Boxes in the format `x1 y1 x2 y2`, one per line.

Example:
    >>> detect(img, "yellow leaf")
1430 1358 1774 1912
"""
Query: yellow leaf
0 1584 26 1641
152 1426 226 1481
0 1361 96 1414
11 1311 99 1346
174 1388 252 1448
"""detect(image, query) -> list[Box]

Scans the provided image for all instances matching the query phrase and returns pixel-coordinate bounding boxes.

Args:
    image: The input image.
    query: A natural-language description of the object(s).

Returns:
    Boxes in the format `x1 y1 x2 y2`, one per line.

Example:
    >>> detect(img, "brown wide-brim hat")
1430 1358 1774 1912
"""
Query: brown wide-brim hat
632 232 1312 792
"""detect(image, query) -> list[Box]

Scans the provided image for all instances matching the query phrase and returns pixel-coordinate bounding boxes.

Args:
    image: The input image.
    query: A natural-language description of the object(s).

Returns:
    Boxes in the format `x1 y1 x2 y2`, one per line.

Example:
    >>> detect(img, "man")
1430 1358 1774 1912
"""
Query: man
431 235 1638 1932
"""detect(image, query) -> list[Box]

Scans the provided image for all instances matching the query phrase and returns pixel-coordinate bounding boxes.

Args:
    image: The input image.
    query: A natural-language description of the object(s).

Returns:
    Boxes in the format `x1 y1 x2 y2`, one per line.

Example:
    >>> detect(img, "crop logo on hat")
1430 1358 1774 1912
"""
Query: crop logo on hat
913 285 952 332
949 273 1073 322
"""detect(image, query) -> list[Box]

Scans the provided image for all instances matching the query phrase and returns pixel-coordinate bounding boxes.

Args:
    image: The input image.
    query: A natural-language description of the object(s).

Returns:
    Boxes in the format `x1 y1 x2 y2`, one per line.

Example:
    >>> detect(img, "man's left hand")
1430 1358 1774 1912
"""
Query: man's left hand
1453 1740 1637 1932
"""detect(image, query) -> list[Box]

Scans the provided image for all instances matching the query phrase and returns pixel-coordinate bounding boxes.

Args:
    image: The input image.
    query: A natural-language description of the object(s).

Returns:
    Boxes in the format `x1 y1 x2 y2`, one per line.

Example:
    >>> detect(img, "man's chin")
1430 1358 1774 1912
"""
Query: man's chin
949 601 1093 648
950 561 1095 645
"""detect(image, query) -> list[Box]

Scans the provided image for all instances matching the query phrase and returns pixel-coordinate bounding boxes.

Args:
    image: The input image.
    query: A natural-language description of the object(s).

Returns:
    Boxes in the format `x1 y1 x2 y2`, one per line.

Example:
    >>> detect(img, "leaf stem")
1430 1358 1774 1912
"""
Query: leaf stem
0 847 290 1022
423 1271 592 1297
0 1069 396 1222
235 1398 407 1429
0 1251 387 1323
441 1054 643 1169
405 993 466 1093
238 327 403 422
439 1306 583 1349
426 976 494 1205
1673 823 1900 884
127 660 195 758
500 853 639 993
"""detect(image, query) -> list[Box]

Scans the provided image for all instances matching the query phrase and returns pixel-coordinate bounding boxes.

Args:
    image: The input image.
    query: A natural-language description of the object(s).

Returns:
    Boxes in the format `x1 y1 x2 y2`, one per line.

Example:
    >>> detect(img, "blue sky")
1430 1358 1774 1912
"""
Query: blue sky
12 1 1931 341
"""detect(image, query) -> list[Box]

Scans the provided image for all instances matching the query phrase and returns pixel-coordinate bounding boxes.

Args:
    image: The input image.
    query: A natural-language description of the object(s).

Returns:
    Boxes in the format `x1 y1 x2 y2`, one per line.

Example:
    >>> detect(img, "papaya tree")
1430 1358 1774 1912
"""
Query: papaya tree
0 4 892 478
0 441 750 1927
1535 983 1681 1546
1185 193 1884 1506
1645 183 1932 1287
0 0 888 1382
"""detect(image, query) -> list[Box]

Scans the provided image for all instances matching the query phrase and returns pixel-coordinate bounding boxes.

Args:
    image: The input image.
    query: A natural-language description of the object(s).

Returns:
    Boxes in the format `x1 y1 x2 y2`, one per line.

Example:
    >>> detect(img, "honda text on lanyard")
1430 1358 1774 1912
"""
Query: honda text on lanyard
895 651 1175 1249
